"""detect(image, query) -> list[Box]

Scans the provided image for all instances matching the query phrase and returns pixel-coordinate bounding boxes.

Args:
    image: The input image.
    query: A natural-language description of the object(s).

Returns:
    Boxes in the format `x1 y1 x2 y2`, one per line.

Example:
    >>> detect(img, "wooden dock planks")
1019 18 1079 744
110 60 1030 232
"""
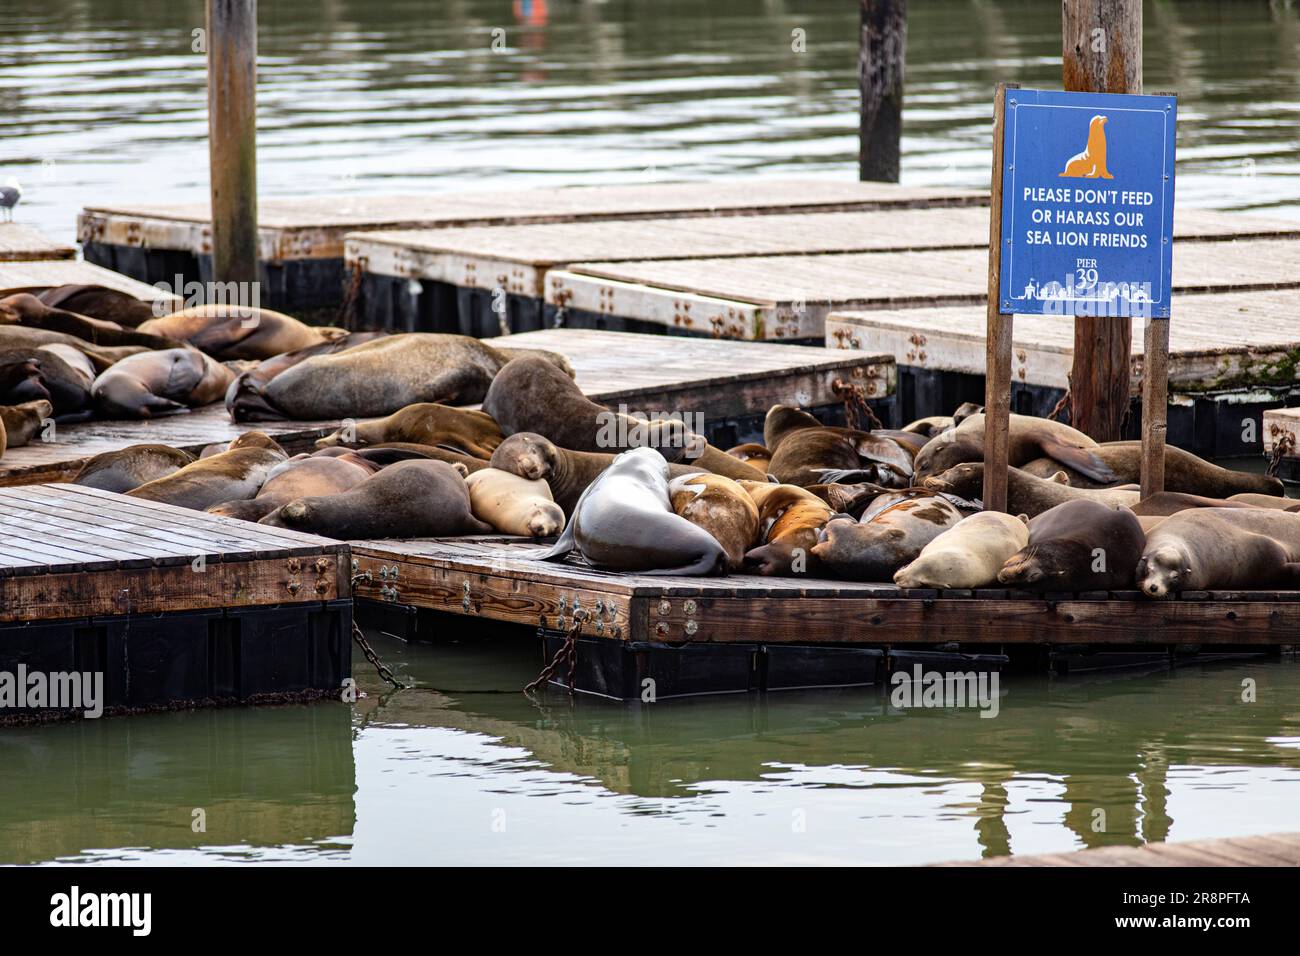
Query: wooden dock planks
0 258 180 310
349 207 1300 296
351 537 1300 647
829 290 1300 391
0 223 75 262
0 484 348 623
943 830 1300 866
547 238 1300 340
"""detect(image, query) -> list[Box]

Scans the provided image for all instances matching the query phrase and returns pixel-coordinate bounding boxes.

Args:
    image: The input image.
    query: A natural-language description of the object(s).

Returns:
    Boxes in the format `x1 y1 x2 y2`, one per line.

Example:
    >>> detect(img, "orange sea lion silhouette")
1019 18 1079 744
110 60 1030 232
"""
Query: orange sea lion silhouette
1059 114 1113 179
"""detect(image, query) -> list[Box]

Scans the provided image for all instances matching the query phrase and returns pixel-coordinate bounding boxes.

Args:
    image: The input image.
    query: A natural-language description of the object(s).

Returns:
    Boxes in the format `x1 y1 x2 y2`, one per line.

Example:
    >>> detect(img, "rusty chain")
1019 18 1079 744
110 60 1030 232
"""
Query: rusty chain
1048 389 1072 423
336 257 366 328
524 609 586 697
831 378 883 432
1268 430 1295 478
347 570 408 689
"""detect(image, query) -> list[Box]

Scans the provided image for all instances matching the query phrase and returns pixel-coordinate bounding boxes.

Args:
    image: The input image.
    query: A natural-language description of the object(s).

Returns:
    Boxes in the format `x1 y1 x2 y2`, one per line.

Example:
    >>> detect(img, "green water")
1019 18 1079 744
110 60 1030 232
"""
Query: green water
1 0 1298 864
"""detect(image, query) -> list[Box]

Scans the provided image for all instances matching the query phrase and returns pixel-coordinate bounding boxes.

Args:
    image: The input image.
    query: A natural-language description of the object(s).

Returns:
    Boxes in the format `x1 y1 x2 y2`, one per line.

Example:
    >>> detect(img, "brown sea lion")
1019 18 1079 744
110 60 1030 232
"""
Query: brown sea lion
316 402 504 458
894 511 1030 590
71 444 196 493
811 495 963 582
465 467 565 538
127 433 287 510
0 293 181 350
1137 508 1300 598
225 331 388 421
0 399 53 448
349 441 489 473
207 453 374 522
805 481 895 517
739 480 835 577
536 448 726 575
923 462 1138 517
767 425 914 487
138 304 343 360
998 499 1145 591
763 405 823 451
902 415 954 438
668 472 761 572
1228 493 1298 509
260 459 493 538
726 442 772 473
1129 491 1261 517
914 413 1115 483
37 284 158 328
1020 441 1284 497
0 326 149 371
0 347 92 415
92 348 235 418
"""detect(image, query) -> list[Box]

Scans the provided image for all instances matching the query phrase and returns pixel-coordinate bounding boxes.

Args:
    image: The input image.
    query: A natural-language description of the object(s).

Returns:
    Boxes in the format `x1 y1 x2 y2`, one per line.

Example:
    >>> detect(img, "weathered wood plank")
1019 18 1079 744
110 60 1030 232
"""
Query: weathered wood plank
0 223 75 262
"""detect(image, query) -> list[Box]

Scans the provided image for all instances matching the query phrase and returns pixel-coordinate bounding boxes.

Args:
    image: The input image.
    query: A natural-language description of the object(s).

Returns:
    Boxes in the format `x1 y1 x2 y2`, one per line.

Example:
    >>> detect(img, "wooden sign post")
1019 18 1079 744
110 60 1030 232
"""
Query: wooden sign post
981 82 1016 513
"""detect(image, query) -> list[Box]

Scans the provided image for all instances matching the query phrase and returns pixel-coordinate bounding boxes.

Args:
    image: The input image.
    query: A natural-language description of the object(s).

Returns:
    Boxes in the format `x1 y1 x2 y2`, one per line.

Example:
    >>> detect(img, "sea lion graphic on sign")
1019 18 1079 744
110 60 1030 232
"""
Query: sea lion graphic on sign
1059 114 1113 179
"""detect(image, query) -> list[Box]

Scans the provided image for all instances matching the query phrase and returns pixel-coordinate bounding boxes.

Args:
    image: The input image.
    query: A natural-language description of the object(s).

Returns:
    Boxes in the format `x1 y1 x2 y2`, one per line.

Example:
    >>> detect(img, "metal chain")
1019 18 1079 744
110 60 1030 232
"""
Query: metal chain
831 378 883 431
336 257 366 328
1048 388 1072 423
1267 430 1295 478
524 609 586 697
351 621 408 690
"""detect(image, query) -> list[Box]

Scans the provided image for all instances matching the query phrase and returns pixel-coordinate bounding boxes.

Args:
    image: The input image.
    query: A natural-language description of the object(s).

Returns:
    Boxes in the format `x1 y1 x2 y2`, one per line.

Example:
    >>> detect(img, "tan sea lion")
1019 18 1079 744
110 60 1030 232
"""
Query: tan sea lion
740 480 835 576
1130 491 1261 517
726 442 772 473
1137 508 1300 598
536 448 726 575
71 444 195 493
316 402 504 458
0 399 52 448
92 348 235 418
207 453 374 522
1228 493 1298 509
465 467 565 538
260 459 493 538
902 415 954 438
923 462 1138 517
767 425 914 487
811 494 963 582
668 471 761 572
37 284 158 328
0 293 181 349
127 433 286 510
894 511 1030 590
1019 441 1284 497
998 499 1144 591
914 413 1116 483
138 304 342 360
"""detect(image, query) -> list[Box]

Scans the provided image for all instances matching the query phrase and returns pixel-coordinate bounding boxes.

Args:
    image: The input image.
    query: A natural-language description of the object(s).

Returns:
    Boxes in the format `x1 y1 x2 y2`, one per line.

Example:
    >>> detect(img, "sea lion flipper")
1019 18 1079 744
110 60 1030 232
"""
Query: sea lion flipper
1038 437 1118 484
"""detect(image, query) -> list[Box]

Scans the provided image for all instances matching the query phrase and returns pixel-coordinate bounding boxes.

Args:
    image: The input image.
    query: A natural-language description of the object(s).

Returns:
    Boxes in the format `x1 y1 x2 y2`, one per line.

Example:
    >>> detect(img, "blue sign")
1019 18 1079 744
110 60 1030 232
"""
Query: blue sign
998 88 1177 319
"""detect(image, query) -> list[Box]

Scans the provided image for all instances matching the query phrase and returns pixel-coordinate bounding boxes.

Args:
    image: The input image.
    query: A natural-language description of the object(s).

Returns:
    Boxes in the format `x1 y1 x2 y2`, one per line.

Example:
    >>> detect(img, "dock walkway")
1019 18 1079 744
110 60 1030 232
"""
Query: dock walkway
0 223 75 262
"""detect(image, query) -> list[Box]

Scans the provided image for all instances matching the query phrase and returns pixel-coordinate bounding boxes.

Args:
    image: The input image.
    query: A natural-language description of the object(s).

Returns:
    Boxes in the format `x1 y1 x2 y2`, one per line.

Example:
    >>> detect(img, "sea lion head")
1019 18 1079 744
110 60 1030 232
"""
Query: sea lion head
524 502 566 538
913 432 980 480
922 462 982 498
228 431 285 453
1136 545 1188 600
490 432 557 482
996 549 1049 586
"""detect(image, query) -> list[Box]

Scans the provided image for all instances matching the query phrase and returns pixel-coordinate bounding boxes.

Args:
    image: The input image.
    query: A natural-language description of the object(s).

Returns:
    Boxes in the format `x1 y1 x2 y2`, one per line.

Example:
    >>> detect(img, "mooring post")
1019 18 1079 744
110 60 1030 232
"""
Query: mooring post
858 0 907 183
981 82 1017 514
206 0 259 286
1062 0 1142 441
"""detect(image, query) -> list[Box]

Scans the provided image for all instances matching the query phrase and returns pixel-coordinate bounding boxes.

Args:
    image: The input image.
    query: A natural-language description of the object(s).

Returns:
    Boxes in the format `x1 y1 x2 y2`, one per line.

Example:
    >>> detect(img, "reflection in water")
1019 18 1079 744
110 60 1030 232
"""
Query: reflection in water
0 0 1297 246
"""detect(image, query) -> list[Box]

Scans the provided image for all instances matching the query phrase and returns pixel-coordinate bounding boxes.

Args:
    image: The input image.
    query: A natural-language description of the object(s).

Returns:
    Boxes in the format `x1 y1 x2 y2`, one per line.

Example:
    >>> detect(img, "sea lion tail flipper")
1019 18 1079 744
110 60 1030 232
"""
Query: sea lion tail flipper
1038 438 1118 484
532 522 575 561
815 467 879 485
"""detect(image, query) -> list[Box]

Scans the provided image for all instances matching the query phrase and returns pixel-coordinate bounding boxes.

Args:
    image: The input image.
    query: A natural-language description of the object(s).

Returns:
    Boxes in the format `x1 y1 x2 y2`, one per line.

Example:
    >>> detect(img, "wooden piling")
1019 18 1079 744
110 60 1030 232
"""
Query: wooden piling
858 0 907 183
982 83 1016 514
206 0 259 285
1062 0 1142 442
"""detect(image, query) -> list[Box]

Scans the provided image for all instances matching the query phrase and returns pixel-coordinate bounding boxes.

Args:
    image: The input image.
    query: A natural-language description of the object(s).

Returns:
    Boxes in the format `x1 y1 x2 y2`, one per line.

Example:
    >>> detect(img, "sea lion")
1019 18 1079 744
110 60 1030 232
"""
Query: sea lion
1019 441 1285 497
914 413 1116 483
71 444 196 493
138 304 342 360
1060 114 1113 179
1129 491 1261 517
763 405 823 451
767 425 914 487
998 499 1144 591
0 326 149 372
536 447 726 575
350 442 489 473
464 467 566 538
1228 493 1298 509
739 481 835 577
0 399 52 448
923 462 1138 517
668 471 760 572
1137 508 1300 598
902 415 954 438
126 433 286 510
490 432 716 515
805 481 895 517
224 331 388 421
207 453 374 522
811 494 963 582
92 348 235 418
316 402 504 458
234 333 573 421
726 442 772 473
37 284 158 328
0 350 48 405
0 293 181 349
482 354 761 481
261 459 493 538
0 347 91 415
894 511 1030 590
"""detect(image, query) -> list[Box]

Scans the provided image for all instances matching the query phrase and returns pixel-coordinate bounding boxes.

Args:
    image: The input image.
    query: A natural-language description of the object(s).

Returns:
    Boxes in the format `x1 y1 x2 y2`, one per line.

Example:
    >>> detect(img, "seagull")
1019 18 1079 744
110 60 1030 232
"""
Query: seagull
0 178 22 222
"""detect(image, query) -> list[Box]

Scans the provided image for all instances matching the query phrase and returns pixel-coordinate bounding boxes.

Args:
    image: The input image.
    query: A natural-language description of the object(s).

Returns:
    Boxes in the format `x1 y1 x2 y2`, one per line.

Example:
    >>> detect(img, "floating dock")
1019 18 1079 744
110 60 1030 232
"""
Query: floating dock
350 537 1296 700
79 180 984 315
0 223 76 262
346 208 1300 335
0 484 351 720
0 258 181 310
0 329 895 485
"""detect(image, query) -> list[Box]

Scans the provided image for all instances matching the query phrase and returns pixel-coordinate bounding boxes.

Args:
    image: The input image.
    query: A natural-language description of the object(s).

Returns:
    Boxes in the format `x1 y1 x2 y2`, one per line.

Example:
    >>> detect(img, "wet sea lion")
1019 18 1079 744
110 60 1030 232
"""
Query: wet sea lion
138 304 342 360
894 511 1030 590
316 402 504 458
811 494 963 582
126 433 286 510
0 399 52 448
1137 508 1300 598
261 459 493 538
914 413 1116 483
0 293 181 350
739 481 835 577
465 467 565 538
767 425 914 487
207 453 375 522
224 331 388 421
71 444 196 493
482 355 761 482
668 472 760 572
998 499 1145 591
923 462 1139 517
1019 441 1284 497
92 348 235 418
37 284 158 328
726 442 772 473
234 333 572 421
537 448 726 575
